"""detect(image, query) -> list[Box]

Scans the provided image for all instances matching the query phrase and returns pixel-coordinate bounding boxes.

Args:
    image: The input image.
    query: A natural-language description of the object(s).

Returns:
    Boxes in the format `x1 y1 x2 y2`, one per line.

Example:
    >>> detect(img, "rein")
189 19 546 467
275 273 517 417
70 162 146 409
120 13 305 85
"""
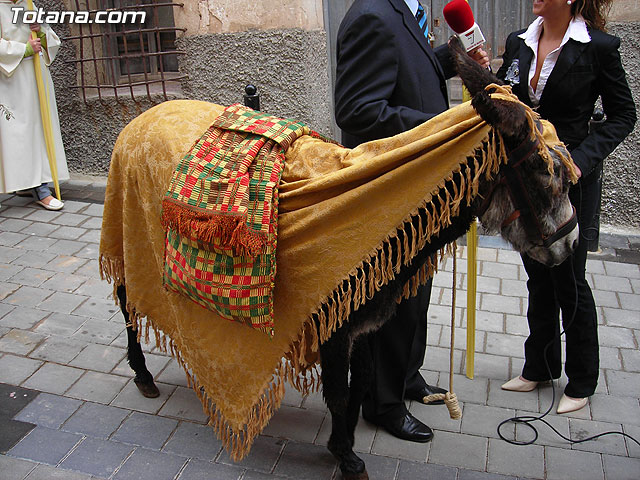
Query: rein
477 126 577 248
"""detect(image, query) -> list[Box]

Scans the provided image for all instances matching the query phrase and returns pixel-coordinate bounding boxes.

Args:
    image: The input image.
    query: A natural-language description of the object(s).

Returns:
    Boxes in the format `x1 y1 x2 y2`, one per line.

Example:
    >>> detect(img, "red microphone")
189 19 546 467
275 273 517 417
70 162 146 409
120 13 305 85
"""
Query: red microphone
443 0 486 52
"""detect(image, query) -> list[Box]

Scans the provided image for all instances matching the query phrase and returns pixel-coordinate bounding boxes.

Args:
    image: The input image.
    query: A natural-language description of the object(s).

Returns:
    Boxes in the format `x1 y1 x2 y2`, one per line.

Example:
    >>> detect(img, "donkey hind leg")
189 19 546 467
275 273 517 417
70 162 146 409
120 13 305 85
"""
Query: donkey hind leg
116 285 160 398
319 327 369 480
346 335 373 448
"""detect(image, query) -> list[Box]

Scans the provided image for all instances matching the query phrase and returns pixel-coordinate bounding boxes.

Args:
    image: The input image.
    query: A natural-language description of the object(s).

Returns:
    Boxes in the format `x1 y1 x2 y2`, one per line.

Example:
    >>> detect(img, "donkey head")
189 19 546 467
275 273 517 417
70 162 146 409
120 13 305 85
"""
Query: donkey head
449 37 578 266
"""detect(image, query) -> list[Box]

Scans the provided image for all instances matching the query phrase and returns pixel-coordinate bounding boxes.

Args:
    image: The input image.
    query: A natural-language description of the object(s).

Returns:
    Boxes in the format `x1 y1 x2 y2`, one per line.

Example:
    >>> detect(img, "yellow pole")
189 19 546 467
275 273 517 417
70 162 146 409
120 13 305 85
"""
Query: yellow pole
466 220 477 379
26 0 61 201
462 85 477 379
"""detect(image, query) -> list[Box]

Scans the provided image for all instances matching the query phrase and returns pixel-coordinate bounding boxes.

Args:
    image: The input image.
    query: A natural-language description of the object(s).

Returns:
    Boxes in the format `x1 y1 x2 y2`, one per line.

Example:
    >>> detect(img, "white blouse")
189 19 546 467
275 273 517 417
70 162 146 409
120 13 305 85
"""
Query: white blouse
518 15 591 105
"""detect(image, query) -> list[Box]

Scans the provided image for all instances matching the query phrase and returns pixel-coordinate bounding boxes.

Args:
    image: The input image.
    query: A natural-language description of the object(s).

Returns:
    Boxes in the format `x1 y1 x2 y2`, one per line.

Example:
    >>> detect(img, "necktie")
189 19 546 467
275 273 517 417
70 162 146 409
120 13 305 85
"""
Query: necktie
415 4 429 40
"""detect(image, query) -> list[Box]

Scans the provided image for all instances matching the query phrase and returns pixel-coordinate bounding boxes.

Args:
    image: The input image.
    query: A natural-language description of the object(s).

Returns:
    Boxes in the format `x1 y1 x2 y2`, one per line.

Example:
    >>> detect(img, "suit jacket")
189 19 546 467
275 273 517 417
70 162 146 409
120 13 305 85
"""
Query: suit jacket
334 0 456 148
497 27 636 180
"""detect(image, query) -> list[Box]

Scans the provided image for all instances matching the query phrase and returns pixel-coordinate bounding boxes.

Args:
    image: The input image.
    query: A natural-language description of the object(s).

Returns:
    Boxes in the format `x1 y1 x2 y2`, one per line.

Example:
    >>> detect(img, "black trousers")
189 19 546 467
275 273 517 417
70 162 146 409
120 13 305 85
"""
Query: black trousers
520 178 600 398
362 279 433 420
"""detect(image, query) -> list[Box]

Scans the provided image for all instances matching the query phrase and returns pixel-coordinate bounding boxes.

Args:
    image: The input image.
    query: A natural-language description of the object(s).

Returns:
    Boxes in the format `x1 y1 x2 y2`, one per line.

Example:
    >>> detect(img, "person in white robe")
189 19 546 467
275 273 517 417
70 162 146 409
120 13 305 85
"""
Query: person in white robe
0 0 69 210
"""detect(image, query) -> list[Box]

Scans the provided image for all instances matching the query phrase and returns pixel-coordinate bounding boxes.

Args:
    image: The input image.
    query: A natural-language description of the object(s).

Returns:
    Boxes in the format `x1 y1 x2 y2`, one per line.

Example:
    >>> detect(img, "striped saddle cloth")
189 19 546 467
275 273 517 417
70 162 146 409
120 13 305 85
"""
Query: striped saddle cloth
161 104 324 336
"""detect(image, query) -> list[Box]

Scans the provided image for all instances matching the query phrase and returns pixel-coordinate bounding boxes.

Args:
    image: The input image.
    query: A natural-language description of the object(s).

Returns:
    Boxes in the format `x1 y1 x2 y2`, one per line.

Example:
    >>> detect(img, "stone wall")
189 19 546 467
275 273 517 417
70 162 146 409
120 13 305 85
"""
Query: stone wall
44 0 329 175
174 0 323 35
609 0 640 23
44 0 183 173
176 29 331 134
601 21 640 228
172 0 331 131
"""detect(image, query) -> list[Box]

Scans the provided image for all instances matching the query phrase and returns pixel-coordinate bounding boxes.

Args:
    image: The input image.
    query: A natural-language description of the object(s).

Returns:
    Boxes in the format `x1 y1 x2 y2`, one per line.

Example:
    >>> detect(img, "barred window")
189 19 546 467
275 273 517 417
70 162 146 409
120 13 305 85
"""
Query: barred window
65 0 186 103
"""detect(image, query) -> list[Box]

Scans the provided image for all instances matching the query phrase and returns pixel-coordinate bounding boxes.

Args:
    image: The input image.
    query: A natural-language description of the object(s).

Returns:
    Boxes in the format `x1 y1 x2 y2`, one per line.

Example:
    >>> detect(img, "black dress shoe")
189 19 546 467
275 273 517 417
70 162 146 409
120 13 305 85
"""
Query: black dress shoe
405 384 447 405
366 412 434 443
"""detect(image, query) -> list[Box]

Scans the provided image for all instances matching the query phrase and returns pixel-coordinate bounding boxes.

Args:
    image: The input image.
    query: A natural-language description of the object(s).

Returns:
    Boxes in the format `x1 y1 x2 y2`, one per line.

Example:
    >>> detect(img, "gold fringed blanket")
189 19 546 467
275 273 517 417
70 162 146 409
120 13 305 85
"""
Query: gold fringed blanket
99 96 566 460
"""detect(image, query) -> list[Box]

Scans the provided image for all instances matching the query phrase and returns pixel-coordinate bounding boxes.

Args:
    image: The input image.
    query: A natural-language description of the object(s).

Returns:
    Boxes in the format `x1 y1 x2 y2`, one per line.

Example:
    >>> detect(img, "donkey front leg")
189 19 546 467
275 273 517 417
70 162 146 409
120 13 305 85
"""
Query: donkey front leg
319 327 368 480
116 285 160 398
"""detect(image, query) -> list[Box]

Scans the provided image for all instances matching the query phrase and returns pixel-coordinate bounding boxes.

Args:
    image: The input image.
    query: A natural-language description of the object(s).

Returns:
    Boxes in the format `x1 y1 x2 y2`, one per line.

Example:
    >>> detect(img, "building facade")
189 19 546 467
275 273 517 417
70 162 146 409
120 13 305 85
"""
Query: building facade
34 0 639 228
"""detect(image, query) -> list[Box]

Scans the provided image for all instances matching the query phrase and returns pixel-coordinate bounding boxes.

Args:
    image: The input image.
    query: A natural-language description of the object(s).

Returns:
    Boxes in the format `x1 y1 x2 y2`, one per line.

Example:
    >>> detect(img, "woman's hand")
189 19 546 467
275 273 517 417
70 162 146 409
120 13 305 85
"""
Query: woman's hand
30 23 41 33
28 37 42 53
468 47 490 69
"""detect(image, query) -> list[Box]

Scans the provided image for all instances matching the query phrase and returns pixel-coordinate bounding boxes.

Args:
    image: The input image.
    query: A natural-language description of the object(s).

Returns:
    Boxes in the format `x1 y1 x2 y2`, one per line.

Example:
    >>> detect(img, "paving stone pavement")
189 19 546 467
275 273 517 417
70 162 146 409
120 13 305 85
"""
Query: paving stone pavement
0 177 639 480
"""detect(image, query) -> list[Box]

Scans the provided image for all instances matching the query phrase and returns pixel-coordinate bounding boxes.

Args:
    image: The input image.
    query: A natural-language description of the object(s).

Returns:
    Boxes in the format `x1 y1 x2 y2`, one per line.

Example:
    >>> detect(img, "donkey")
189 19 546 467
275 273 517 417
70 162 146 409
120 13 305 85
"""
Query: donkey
115 37 578 480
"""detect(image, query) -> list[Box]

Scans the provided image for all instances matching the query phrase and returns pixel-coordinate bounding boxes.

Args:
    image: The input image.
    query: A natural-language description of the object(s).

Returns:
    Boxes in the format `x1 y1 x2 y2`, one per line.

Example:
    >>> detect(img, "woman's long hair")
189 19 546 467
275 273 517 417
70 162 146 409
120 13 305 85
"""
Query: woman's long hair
571 0 613 31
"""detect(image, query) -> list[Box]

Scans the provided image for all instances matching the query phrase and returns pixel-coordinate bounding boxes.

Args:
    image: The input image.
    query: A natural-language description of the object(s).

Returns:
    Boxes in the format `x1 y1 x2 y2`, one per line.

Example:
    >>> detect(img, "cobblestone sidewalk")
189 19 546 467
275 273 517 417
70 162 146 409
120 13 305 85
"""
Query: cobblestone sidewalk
0 178 639 480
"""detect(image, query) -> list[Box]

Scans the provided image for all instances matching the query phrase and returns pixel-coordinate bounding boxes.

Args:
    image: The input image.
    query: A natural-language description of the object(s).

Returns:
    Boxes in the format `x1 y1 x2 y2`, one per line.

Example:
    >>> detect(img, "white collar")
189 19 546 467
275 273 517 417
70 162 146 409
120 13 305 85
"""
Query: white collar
519 15 591 49
404 0 420 17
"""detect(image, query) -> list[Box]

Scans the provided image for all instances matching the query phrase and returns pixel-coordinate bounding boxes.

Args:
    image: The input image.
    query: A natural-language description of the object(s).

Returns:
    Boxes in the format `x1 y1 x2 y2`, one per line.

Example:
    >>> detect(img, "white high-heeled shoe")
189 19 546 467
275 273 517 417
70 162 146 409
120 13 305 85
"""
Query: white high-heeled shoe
557 394 588 414
501 376 539 392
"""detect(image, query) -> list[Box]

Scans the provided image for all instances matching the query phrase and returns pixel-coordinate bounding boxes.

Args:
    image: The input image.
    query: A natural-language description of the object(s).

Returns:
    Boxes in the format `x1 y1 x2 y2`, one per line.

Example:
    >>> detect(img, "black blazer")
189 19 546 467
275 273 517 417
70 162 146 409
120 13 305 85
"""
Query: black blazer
497 27 636 179
335 0 456 148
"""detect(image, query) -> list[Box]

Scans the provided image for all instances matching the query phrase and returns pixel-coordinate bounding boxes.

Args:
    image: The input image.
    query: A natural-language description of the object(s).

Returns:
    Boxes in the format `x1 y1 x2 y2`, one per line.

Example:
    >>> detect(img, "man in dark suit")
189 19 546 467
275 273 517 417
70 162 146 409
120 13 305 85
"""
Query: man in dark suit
334 0 488 442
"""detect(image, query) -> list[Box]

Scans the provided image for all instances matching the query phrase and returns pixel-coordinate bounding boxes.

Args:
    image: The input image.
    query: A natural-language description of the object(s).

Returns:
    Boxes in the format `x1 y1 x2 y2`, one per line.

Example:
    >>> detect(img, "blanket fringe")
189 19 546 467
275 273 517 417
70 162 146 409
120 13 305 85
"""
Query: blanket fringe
97 273 294 462
99 253 125 302
99 253 125 285
304 129 507 351
161 200 267 258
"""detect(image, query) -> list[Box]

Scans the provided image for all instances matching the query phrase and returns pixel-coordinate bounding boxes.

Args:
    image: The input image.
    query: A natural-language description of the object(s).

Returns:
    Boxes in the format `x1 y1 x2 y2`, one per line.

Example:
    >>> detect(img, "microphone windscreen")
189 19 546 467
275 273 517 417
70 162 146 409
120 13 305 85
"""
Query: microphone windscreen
443 0 475 34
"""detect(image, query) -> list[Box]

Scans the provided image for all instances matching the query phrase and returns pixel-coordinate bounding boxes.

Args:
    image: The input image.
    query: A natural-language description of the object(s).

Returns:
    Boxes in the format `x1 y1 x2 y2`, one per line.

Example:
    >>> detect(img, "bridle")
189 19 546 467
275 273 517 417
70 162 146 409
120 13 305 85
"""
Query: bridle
477 125 578 248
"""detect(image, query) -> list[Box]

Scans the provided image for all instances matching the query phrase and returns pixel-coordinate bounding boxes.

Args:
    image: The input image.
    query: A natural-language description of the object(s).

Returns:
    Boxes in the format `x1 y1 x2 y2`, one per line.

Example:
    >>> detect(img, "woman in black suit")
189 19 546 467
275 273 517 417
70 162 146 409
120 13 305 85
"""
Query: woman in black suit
497 0 636 414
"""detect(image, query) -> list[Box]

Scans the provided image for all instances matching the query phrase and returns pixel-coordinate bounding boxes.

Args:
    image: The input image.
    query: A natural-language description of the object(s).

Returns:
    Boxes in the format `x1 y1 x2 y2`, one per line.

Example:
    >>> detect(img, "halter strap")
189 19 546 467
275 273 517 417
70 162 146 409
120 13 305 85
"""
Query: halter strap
542 206 577 248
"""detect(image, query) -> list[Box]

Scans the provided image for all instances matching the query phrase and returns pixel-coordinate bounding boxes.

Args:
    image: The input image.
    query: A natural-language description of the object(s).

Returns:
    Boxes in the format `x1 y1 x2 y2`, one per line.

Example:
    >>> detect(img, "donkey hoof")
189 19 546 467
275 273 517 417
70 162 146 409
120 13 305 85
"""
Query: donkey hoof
134 378 160 398
338 451 367 480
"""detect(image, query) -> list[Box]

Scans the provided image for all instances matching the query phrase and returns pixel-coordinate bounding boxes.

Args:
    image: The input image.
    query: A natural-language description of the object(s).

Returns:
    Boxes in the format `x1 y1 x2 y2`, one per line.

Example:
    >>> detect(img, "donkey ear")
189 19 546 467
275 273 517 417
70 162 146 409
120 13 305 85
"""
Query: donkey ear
449 36 503 97
448 35 465 54
471 95 529 141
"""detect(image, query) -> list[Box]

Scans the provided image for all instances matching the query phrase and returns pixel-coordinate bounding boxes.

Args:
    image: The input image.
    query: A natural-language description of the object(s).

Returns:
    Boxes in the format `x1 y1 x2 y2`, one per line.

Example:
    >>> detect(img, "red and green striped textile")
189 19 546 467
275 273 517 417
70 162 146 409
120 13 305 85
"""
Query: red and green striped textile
161 104 312 336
